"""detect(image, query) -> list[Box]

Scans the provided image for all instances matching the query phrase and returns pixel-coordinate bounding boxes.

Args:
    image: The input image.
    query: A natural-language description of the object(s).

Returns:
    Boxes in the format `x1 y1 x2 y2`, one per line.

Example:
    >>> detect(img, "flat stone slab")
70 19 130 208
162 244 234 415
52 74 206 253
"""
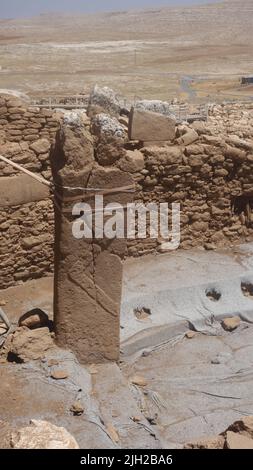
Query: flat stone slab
0 174 50 207
128 107 176 142
122 324 253 447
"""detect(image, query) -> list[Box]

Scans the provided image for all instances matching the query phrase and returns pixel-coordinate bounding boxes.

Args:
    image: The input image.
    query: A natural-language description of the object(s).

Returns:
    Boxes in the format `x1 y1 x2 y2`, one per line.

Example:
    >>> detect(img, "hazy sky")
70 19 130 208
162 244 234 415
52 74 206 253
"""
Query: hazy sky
0 0 220 19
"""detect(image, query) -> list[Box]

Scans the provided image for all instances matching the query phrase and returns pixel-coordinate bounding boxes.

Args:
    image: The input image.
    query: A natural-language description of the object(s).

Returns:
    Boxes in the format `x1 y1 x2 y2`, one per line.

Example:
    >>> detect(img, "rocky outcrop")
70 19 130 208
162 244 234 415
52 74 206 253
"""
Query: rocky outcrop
11 420 79 449
185 416 253 449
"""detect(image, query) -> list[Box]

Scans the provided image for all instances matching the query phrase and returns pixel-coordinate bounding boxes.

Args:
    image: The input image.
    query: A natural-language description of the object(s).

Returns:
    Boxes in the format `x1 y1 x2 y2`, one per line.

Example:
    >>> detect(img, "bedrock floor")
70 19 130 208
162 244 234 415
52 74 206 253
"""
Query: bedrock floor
1 244 253 448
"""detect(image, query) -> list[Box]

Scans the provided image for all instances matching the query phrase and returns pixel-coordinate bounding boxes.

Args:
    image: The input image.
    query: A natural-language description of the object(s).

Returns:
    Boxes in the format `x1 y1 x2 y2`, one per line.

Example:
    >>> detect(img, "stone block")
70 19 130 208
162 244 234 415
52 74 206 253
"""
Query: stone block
0 175 50 207
128 108 176 142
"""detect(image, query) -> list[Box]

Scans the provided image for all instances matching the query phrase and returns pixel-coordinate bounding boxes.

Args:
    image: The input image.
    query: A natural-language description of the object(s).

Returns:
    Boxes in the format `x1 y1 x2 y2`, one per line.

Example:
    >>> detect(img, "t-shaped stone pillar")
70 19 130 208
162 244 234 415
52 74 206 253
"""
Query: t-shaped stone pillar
51 121 133 363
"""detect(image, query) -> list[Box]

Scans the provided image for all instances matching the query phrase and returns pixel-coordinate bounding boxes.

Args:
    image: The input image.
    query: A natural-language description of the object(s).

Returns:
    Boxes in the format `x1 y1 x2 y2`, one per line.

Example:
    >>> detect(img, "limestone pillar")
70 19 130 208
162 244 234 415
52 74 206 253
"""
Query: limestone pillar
51 121 133 363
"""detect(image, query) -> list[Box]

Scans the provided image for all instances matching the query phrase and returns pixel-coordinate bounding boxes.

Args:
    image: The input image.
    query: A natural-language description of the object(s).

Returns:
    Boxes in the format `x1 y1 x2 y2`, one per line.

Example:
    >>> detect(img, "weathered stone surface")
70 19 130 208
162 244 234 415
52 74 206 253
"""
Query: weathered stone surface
117 149 145 173
22 234 52 249
50 370 69 380
185 416 253 449
222 316 240 331
128 108 176 142
91 113 126 140
131 375 148 387
19 309 50 330
185 435 225 449
6 99 24 108
4 327 55 362
0 142 21 156
226 416 253 438
52 122 134 364
95 136 126 166
142 145 182 165
0 106 8 116
188 155 203 167
0 175 50 207
87 85 124 117
142 140 173 147
135 99 175 118
226 135 253 152
2 92 253 289
11 420 79 449
204 243 216 251
185 331 198 339
70 401 84 416
225 431 253 449
62 111 86 129
0 94 59 290
30 138 51 155
176 129 199 146
224 145 247 162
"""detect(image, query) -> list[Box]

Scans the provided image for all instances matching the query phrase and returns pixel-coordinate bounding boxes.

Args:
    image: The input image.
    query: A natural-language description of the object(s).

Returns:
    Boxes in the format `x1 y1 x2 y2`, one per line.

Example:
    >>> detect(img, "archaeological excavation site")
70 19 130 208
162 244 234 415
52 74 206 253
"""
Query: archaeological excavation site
1 84 253 451
0 0 253 455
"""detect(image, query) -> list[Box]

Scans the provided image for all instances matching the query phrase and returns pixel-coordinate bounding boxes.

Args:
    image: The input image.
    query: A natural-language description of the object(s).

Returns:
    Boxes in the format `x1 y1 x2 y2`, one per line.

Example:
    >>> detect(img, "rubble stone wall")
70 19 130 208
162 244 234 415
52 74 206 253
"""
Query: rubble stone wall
1 91 253 290
89 99 253 257
0 95 59 289
126 103 253 256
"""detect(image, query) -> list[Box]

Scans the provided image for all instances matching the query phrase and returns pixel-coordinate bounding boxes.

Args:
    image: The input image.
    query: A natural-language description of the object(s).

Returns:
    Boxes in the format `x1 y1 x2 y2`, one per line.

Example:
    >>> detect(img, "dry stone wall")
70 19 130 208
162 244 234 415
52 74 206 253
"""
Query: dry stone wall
89 99 253 256
0 95 60 289
1 89 253 290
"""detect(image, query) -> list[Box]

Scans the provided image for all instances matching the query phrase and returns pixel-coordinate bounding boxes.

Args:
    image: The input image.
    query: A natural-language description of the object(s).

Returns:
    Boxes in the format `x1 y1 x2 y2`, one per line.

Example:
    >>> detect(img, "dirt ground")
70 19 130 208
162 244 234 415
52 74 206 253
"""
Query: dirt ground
0 0 252 101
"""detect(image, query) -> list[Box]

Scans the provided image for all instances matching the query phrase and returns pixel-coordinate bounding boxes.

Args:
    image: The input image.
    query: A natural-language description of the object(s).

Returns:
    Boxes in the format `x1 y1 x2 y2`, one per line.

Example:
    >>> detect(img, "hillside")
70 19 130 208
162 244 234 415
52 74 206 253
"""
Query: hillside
0 0 252 100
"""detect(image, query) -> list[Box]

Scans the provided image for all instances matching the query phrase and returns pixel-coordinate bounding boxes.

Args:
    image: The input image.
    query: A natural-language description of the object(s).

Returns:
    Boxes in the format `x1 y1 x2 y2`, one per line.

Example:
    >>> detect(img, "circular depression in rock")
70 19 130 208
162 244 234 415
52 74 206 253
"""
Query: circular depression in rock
206 288 222 302
241 282 253 298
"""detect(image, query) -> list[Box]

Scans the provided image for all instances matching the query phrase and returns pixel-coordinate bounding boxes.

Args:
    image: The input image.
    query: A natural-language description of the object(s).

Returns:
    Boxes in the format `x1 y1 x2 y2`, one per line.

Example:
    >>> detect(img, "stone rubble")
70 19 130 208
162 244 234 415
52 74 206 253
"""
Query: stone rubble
135 99 176 118
1 326 55 363
70 401 85 416
87 84 127 118
19 308 50 330
91 113 126 140
50 370 69 380
222 316 241 332
185 416 253 449
11 420 79 449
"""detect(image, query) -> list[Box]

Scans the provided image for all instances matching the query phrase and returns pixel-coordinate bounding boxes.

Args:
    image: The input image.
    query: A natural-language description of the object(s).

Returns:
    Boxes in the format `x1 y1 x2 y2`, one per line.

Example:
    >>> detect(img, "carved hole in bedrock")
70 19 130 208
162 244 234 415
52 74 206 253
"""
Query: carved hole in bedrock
241 282 253 298
206 288 222 302
134 307 152 320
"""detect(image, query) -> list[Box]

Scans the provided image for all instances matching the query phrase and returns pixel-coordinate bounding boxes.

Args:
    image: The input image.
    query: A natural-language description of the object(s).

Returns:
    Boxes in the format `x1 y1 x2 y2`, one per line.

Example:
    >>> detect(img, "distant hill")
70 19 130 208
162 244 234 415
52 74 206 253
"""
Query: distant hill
0 0 252 45
0 0 252 100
